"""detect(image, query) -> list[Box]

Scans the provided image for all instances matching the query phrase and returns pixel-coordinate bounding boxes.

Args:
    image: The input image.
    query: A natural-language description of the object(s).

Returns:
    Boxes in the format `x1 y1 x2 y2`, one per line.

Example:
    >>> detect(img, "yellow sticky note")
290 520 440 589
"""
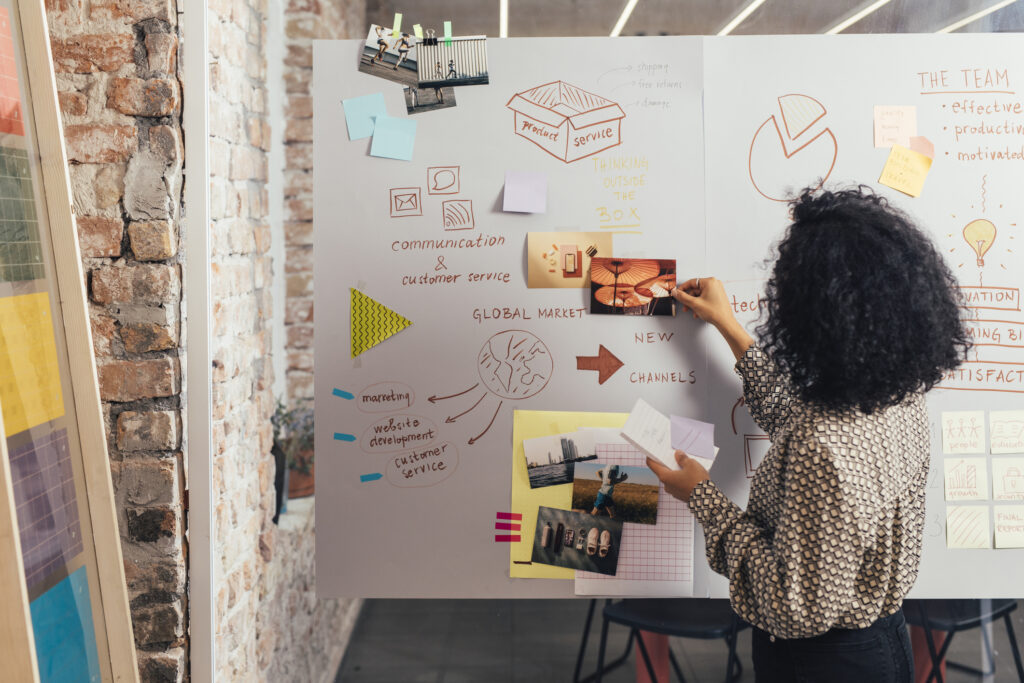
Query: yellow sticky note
510 409 629 579
0 292 65 436
946 505 990 549
994 506 1024 548
878 144 932 197
350 288 412 357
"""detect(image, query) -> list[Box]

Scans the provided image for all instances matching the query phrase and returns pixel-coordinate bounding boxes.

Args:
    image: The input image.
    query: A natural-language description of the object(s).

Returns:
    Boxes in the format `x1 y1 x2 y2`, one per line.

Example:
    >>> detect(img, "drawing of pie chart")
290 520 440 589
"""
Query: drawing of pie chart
477 330 553 400
748 94 837 202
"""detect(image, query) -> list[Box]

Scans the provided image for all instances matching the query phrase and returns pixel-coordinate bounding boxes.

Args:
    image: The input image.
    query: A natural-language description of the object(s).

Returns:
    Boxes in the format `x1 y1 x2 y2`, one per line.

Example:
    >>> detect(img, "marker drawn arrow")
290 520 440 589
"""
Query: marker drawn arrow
428 383 478 403
469 401 503 445
445 393 486 423
576 345 624 385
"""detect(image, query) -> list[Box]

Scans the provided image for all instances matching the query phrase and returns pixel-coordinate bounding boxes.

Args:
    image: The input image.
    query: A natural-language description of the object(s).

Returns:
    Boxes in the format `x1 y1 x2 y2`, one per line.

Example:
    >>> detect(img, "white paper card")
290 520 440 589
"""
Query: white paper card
994 506 1024 548
943 457 989 501
990 410 1024 454
941 411 986 454
621 398 682 469
946 505 990 549
992 457 1024 501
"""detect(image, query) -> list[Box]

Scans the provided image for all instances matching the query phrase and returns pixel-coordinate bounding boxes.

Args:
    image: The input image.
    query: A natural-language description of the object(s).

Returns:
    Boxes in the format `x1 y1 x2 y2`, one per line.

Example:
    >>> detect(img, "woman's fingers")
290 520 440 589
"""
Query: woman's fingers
675 450 690 467
646 456 669 478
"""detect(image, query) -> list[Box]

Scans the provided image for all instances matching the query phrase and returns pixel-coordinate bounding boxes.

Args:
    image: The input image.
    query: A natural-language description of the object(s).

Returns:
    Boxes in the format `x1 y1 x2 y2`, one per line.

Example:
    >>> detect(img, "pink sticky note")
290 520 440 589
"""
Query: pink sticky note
909 136 934 159
503 171 547 213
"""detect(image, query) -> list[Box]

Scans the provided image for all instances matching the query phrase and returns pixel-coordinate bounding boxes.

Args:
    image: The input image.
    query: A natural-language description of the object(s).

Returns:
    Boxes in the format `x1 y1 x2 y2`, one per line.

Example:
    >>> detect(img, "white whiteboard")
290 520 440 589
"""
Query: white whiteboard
315 35 1024 599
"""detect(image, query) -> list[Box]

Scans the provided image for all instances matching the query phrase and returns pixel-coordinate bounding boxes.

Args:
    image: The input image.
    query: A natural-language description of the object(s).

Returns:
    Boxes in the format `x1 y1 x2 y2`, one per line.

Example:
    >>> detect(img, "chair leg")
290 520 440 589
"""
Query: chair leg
724 620 741 683
917 603 950 683
635 628 661 683
595 616 610 683
573 599 598 683
1003 613 1024 683
667 647 687 683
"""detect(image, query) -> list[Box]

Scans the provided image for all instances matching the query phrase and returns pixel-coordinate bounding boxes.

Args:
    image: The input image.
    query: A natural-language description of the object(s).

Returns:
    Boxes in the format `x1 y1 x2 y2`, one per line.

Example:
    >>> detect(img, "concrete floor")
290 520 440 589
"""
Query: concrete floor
336 599 1024 682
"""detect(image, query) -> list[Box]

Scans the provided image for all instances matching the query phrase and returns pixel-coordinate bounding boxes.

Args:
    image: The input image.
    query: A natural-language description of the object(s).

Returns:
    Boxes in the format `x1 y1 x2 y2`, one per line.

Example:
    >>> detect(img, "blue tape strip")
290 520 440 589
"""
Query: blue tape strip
360 472 384 482
334 432 356 442
333 388 354 399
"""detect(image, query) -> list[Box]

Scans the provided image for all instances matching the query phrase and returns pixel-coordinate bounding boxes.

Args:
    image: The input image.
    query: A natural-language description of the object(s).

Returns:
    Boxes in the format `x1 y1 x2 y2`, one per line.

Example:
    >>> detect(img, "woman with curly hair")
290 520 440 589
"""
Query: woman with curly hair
647 186 970 683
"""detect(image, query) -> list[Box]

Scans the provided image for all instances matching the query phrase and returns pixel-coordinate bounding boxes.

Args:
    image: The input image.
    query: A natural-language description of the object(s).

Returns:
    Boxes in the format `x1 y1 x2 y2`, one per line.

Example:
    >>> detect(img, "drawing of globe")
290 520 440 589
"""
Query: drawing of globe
477 330 553 400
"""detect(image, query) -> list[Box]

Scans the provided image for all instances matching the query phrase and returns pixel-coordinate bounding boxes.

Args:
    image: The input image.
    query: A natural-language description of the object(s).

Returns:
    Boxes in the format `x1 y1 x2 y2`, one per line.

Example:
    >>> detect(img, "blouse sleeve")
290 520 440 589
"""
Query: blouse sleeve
735 345 795 440
688 428 868 639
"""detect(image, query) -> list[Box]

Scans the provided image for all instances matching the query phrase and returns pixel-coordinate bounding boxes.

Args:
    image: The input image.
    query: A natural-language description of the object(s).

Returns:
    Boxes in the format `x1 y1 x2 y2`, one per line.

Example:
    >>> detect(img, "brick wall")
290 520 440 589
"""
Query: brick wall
206 0 278 678
283 0 364 401
46 0 187 680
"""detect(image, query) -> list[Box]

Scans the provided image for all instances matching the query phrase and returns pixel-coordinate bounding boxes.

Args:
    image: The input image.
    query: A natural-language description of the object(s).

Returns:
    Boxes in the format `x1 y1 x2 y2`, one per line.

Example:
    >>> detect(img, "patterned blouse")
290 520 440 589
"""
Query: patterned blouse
688 345 930 639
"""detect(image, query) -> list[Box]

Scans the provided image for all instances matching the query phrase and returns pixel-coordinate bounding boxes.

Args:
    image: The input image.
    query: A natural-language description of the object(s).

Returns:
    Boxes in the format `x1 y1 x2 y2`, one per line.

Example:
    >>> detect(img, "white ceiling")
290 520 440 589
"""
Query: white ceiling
361 0 1024 37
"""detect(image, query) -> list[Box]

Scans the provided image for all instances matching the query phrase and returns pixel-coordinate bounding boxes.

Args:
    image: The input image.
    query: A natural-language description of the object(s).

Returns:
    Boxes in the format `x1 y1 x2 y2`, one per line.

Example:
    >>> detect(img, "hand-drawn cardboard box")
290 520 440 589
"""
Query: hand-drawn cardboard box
506 81 625 163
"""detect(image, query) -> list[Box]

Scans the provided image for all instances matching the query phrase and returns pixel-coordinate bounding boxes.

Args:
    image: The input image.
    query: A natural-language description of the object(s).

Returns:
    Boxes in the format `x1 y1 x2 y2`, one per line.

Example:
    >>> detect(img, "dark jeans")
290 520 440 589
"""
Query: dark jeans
752 609 913 683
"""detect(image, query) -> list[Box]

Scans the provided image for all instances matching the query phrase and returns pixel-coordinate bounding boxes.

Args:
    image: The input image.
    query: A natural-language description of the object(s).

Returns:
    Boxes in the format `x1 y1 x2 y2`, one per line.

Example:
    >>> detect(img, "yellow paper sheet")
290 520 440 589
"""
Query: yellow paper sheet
878 144 932 197
510 409 629 579
0 292 64 436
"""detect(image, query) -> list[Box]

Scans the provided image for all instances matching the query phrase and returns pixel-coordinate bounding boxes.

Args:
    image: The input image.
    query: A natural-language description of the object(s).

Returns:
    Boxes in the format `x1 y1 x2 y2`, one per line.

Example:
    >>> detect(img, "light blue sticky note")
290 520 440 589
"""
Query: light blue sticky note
503 170 548 213
370 115 417 161
343 92 386 141
30 567 102 683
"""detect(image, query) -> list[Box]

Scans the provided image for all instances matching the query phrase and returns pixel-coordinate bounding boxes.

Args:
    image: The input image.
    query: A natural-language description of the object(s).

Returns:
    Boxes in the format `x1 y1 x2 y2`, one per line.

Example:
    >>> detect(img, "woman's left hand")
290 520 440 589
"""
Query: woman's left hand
646 451 710 503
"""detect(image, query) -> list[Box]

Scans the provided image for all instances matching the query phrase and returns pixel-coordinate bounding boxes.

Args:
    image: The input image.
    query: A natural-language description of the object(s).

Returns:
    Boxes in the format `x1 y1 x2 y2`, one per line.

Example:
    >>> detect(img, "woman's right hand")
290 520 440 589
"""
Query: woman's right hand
672 277 734 329
673 277 754 360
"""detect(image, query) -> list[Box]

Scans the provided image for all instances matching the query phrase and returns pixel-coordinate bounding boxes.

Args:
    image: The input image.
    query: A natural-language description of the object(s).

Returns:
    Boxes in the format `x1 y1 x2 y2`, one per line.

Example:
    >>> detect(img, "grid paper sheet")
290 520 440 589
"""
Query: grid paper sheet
9 429 83 592
575 443 694 596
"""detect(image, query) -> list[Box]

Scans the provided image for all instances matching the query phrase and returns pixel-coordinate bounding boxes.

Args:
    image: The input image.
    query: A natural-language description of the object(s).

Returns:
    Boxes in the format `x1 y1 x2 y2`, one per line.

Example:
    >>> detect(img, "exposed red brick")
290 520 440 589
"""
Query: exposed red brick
90 0 174 23
64 124 137 163
144 32 177 73
116 411 180 451
58 91 88 116
51 33 134 73
91 263 178 305
107 77 180 117
98 358 179 402
122 322 177 353
78 216 123 257
91 313 119 357
128 220 176 261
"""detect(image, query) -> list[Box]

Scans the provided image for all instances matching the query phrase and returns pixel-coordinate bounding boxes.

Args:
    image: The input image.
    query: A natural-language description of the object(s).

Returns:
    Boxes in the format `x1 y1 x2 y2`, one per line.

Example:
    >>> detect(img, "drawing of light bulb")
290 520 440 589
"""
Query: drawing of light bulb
963 219 996 267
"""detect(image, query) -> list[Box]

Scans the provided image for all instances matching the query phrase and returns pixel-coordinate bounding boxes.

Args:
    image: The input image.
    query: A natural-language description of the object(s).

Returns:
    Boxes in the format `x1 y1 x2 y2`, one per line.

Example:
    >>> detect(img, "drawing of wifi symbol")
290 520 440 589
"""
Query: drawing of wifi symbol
442 199 475 231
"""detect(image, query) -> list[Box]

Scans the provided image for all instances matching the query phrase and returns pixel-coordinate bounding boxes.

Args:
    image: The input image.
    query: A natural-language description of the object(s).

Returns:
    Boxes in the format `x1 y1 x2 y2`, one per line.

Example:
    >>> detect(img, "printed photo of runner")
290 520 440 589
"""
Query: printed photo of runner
359 24 456 114
572 462 660 525
416 34 489 88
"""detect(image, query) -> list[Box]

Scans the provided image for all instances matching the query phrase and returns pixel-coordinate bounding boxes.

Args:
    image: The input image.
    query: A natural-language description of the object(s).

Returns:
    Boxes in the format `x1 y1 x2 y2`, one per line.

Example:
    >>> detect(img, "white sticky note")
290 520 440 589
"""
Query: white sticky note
943 457 989 501
946 505 990 549
994 506 1024 548
503 171 548 213
992 457 1024 501
990 410 1024 454
941 411 986 454
873 105 917 148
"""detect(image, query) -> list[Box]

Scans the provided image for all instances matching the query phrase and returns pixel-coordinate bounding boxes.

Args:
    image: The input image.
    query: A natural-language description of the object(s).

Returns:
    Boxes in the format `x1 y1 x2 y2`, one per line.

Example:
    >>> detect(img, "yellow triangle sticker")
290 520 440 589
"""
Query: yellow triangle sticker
350 289 413 357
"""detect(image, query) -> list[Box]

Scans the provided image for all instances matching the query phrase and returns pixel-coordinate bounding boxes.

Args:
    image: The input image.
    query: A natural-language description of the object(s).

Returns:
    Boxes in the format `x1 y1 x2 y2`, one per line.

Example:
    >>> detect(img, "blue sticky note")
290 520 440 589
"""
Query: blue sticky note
343 92 386 140
370 115 417 161
30 567 102 683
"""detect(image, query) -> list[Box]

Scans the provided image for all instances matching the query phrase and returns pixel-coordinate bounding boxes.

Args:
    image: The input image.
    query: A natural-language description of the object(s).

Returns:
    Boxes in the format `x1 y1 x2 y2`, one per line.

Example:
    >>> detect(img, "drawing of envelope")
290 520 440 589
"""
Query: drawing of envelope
395 193 418 210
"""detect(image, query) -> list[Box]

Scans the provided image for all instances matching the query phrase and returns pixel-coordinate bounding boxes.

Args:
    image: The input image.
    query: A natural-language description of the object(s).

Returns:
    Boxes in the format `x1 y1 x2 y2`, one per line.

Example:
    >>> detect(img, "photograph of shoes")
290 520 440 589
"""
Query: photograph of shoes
531 507 623 575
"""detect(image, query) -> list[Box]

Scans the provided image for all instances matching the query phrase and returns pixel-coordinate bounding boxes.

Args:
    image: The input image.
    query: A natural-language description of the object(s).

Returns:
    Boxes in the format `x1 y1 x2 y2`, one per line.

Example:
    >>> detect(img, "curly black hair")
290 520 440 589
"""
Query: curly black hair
756 186 971 413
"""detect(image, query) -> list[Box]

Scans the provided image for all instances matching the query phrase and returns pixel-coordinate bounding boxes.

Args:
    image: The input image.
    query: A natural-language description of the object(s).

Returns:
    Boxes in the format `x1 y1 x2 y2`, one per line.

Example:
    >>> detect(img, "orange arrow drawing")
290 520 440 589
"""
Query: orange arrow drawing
576 345 624 385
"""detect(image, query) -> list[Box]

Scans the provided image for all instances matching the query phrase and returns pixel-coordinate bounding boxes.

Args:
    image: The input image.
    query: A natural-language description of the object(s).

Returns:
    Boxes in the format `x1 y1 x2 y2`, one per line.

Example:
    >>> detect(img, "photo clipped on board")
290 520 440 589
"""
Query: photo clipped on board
589 258 677 316
416 33 489 89
358 24 456 115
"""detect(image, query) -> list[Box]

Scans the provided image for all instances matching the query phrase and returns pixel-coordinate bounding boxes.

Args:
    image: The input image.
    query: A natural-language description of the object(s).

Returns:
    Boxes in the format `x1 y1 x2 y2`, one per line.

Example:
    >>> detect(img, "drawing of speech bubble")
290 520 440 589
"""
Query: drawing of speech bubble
431 169 456 191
